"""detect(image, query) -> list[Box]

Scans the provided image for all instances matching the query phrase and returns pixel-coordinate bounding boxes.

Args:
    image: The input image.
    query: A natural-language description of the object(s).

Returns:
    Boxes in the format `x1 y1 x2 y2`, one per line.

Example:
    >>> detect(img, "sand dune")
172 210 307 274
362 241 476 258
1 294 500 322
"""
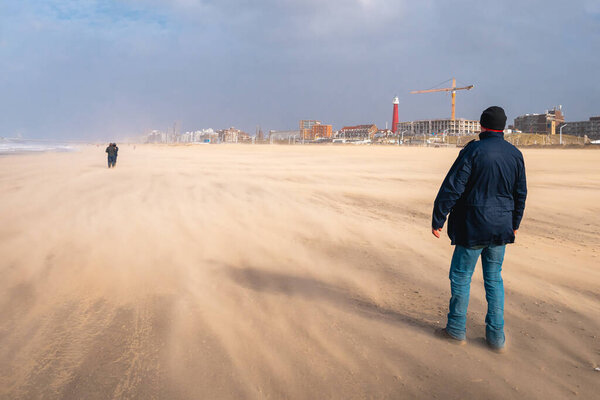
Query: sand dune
1 144 599 399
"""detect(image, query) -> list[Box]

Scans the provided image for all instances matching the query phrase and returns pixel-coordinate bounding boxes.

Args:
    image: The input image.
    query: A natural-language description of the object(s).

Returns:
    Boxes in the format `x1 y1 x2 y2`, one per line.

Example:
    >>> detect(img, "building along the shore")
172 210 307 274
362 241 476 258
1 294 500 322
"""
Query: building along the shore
146 128 218 143
312 124 332 139
558 116 600 140
337 124 378 140
217 127 251 143
299 120 320 140
397 119 480 136
513 107 565 135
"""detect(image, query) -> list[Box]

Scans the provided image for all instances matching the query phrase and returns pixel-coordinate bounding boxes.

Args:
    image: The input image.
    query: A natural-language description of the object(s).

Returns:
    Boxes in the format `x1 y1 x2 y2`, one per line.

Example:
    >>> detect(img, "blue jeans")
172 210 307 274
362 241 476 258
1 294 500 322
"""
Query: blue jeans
446 244 506 347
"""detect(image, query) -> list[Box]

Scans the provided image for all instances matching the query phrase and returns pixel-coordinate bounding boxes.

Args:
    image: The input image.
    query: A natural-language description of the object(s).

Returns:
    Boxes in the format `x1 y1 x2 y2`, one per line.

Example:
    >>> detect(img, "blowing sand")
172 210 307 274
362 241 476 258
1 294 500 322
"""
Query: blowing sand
0 144 599 399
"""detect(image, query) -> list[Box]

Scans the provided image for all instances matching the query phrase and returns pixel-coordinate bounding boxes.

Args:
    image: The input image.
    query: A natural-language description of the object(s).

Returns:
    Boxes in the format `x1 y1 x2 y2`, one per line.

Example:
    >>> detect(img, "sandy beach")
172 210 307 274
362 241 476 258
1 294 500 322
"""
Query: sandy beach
0 144 599 399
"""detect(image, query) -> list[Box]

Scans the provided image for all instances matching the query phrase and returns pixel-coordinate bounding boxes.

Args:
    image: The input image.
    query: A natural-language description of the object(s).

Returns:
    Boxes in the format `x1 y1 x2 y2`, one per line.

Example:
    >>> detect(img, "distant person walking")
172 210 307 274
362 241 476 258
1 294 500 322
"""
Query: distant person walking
431 106 527 352
105 143 119 168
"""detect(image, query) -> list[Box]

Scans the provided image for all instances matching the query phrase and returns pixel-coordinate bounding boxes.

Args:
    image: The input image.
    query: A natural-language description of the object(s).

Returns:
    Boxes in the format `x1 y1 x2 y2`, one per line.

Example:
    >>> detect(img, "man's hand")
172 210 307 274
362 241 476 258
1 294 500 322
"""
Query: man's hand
514 229 518 235
432 227 442 238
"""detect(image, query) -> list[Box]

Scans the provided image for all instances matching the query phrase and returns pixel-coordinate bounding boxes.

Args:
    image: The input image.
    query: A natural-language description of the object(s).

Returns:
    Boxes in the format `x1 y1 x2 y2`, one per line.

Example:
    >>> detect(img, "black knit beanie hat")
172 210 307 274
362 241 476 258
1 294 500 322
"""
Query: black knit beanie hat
480 106 507 131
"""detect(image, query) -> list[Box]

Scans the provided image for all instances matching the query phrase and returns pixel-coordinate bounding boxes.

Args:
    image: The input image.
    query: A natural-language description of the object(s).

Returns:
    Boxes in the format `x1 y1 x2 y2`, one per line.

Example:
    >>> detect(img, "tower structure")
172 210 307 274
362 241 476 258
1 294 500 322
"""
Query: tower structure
410 78 474 121
392 96 399 133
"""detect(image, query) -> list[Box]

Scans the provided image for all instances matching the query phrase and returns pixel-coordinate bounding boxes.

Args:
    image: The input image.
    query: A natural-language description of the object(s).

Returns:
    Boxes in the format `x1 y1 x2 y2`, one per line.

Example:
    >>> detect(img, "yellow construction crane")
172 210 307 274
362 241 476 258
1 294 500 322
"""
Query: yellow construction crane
410 78 474 120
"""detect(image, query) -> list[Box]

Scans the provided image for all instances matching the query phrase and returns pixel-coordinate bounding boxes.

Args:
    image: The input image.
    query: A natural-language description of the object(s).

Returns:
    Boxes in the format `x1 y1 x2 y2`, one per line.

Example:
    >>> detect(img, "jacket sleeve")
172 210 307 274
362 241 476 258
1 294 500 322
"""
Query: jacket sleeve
512 155 527 230
432 148 473 229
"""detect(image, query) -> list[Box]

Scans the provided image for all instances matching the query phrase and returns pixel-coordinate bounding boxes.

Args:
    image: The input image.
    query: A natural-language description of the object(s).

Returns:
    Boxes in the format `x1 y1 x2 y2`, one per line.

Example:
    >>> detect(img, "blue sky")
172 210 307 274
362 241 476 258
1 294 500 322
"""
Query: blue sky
1 0 599 139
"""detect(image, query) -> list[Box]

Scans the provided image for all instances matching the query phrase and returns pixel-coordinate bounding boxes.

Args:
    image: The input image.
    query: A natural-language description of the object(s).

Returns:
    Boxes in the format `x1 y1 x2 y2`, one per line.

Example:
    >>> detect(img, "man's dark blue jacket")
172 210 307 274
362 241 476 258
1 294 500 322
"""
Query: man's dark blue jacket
432 131 527 247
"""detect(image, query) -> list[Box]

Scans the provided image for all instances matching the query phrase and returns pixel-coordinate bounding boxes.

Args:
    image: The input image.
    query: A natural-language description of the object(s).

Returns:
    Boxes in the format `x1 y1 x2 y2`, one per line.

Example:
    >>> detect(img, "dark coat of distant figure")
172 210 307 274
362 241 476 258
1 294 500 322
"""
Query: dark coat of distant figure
106 143 118 168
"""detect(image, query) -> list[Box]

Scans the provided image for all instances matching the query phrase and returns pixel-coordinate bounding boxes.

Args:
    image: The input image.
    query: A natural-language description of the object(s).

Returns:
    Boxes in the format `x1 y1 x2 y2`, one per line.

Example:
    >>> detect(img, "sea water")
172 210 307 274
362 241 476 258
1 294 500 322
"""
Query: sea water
0 138 75 155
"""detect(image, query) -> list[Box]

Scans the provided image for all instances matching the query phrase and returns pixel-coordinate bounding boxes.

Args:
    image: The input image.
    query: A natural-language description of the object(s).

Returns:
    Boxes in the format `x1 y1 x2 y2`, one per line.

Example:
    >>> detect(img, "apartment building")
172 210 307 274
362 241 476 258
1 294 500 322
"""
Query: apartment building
397 119 480 136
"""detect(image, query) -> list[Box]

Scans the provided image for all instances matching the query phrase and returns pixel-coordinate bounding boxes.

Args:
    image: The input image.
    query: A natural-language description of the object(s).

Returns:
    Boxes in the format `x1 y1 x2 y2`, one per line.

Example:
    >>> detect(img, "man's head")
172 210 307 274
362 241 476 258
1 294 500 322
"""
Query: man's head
480 106 507 132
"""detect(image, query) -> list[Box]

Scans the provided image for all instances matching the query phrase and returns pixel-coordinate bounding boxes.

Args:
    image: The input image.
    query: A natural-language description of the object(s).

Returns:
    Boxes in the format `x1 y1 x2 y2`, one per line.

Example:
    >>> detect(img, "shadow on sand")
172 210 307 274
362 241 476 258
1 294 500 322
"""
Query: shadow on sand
226 266 439 335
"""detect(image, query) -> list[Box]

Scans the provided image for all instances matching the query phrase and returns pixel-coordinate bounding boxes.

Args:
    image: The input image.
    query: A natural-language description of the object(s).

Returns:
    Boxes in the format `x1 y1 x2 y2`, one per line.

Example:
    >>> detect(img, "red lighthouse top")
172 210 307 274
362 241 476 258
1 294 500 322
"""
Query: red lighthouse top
392 96 399 133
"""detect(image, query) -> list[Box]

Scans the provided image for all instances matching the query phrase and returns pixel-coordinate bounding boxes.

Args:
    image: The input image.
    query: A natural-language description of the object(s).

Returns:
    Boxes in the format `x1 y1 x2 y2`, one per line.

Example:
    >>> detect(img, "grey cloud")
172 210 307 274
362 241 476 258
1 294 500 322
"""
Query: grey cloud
0 0 598 139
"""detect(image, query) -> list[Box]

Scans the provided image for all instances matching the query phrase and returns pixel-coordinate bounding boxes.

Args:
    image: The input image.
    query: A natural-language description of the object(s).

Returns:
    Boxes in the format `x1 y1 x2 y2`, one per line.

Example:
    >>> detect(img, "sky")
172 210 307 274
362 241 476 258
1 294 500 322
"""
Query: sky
1 0 599 140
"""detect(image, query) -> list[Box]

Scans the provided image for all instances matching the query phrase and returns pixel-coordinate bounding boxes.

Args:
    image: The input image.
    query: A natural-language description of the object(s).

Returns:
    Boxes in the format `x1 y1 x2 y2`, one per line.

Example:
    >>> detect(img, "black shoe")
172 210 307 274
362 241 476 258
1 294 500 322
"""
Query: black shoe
434 328 466 345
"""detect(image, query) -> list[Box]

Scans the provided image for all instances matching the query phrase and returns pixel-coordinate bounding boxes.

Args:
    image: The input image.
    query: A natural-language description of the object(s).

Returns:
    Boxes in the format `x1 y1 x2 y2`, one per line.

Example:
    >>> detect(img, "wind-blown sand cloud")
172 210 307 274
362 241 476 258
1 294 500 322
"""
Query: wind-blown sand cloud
0 145 598 398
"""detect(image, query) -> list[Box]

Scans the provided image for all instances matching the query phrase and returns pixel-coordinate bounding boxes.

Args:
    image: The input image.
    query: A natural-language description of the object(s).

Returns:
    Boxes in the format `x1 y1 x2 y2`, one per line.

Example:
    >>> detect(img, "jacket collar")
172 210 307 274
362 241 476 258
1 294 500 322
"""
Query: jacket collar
479 130 504 140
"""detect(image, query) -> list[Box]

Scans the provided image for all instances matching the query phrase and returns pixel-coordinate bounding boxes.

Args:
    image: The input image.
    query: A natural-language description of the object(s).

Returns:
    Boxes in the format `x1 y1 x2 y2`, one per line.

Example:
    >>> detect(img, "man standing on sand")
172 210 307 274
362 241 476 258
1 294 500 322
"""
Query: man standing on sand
105 143 118 168
431 106 527 352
